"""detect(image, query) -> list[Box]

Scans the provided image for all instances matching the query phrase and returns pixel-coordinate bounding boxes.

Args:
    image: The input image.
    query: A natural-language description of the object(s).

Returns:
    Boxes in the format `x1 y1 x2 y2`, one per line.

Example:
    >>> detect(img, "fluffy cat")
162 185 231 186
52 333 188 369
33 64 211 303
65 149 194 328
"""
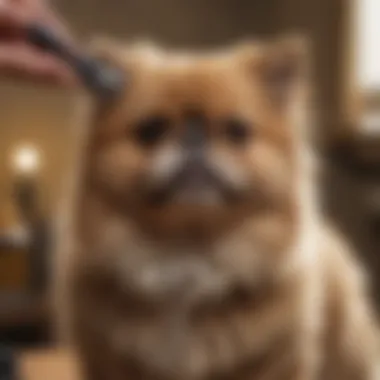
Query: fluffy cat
55 36 379 380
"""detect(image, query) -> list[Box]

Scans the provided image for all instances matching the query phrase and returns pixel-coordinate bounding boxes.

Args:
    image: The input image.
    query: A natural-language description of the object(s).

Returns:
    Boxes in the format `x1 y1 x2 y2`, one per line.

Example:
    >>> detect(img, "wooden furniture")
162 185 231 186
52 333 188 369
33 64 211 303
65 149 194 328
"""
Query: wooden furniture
0 237 50 345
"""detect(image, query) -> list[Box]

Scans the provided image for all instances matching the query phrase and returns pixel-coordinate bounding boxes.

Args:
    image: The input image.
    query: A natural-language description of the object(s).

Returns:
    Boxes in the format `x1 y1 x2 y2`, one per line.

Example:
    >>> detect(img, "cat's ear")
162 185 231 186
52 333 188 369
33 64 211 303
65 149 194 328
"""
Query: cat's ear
88 37 161 66
88 36 128 67
241 35 310 108
261 35 309 107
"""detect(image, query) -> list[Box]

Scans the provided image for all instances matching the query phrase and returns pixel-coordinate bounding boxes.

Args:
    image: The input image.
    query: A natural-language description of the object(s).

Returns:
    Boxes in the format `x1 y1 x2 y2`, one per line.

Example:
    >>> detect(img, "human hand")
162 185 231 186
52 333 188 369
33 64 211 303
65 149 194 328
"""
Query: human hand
0 0 75 86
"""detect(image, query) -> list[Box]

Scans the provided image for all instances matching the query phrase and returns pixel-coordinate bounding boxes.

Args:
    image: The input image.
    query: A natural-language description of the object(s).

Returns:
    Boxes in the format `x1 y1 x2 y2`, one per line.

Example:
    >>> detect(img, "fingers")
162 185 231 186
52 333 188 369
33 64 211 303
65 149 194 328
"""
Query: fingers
0 0 71 39
0 2 29 33
0 41 76 86
0 0 76 86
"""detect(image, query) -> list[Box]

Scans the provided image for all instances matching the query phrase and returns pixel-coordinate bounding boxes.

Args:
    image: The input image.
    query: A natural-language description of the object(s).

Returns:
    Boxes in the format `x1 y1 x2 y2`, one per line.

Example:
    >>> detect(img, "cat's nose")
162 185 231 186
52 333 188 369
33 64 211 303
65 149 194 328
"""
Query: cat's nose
181 112 208 158
183 122 205 149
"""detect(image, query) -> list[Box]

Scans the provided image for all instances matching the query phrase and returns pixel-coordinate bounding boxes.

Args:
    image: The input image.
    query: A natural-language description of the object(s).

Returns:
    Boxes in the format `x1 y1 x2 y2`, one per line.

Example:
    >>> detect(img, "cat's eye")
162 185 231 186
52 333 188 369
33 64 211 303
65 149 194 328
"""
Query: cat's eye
224 119 251 144
134 116 170 146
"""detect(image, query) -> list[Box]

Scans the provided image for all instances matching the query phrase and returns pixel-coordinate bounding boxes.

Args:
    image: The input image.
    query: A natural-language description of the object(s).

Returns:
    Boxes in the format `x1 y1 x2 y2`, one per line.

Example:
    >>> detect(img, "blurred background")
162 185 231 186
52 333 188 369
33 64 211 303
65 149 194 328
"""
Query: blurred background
0 0 379 366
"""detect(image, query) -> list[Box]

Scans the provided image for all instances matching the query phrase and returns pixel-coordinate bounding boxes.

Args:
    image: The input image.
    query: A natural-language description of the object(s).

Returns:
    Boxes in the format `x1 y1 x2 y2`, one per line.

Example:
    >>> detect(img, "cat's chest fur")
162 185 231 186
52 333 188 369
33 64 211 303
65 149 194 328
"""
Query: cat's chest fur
75 253 231 377
73 241 301 380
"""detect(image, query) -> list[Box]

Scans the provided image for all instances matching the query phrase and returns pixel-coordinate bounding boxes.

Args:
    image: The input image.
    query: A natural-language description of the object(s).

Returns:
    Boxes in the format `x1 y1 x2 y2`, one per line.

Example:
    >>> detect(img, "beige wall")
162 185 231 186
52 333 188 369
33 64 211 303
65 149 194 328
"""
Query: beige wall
0 83 76 225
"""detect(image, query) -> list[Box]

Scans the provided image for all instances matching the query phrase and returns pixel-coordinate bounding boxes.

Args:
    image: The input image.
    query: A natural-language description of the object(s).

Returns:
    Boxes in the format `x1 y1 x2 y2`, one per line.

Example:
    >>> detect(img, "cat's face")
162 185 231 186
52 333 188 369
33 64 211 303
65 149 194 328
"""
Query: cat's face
85 38 308 242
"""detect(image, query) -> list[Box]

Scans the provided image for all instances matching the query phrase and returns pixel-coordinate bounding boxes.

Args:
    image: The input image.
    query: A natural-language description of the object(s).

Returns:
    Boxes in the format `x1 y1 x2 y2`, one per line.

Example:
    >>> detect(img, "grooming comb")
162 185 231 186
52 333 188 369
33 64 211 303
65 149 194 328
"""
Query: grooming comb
27 24 125 98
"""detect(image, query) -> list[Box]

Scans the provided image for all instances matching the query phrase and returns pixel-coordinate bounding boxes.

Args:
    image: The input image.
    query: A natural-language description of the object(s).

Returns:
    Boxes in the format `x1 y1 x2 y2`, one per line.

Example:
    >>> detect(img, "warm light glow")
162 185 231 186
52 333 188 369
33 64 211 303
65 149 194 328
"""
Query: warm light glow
11 145 41 175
